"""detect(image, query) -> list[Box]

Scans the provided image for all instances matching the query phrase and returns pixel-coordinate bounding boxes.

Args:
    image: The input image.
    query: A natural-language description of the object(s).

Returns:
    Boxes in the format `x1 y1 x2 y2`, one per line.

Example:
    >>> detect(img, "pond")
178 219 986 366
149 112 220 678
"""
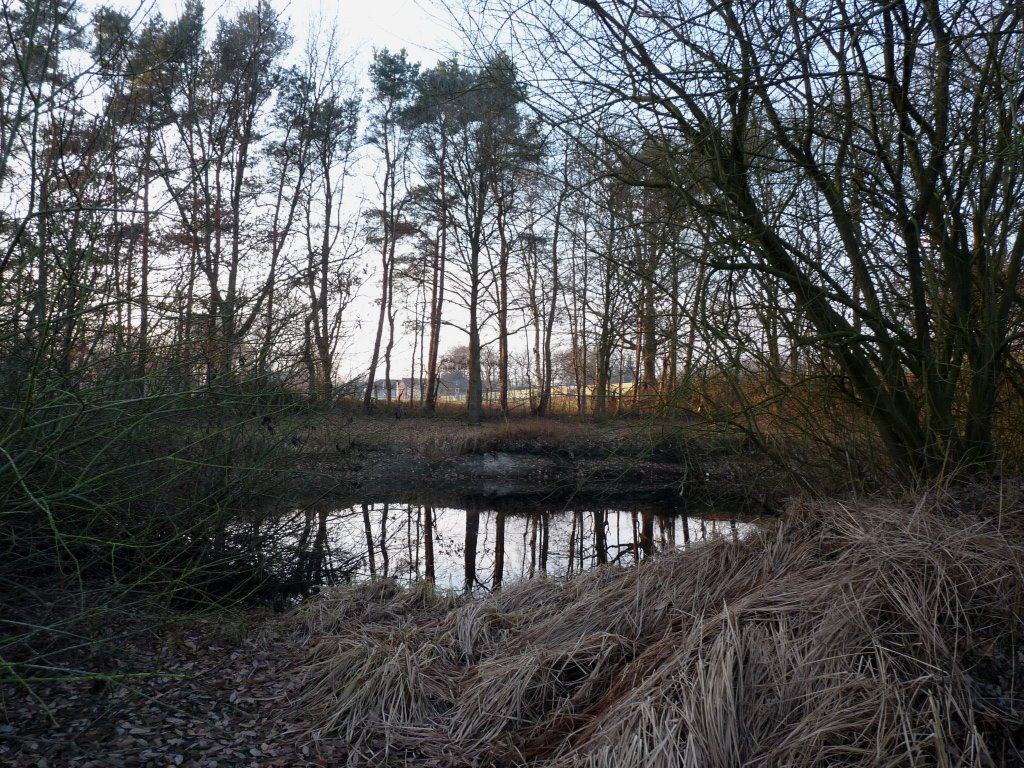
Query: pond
233 498 759 600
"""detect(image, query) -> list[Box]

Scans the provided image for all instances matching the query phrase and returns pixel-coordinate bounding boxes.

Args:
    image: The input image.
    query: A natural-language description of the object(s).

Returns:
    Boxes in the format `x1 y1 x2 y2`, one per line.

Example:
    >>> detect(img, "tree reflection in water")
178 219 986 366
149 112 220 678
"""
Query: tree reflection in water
254 502 757 596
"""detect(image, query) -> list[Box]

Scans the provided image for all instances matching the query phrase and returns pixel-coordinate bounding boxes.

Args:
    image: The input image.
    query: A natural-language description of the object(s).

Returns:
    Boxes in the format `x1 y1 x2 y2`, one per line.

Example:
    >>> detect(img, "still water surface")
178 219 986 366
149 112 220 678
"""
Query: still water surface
247 501 756 596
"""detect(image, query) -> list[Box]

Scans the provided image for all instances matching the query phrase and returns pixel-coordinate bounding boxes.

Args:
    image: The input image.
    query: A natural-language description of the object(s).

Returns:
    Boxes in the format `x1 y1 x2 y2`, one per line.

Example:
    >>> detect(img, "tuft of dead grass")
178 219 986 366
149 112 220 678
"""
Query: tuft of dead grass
293 496 1024 766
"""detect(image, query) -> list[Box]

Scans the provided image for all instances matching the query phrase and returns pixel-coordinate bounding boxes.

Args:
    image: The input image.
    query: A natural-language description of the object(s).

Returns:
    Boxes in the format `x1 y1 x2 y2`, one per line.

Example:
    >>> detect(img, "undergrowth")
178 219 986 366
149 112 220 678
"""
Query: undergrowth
0 378 303 699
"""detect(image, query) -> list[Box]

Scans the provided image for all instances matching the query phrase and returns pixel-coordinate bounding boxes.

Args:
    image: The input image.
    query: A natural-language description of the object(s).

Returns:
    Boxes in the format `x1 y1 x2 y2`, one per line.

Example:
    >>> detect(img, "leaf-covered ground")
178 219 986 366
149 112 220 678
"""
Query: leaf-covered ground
0 615 345 768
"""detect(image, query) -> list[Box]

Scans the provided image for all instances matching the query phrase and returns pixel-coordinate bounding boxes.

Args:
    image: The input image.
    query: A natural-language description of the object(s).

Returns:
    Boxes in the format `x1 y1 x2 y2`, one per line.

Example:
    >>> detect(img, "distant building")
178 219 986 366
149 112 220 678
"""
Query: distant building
369 371 470 401
438 371 468 399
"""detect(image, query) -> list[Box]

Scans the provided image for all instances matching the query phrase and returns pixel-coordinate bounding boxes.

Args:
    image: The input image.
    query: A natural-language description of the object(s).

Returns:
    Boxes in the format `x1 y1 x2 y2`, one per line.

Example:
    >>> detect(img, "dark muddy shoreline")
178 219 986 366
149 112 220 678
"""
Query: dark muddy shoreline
282 413 786 515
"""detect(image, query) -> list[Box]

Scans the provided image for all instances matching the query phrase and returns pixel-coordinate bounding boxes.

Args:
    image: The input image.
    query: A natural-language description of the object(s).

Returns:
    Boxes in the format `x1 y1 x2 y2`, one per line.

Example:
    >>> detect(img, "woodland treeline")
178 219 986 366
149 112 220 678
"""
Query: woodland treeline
2 0 1024 480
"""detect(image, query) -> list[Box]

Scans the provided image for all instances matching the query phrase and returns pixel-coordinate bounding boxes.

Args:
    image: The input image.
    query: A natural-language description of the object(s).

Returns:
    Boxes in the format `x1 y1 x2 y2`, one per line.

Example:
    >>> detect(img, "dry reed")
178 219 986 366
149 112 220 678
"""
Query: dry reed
294 495 1024 766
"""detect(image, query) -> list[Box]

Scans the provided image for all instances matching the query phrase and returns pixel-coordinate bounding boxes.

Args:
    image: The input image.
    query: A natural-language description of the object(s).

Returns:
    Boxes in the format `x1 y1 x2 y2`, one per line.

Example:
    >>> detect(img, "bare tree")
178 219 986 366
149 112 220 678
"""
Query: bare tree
498 0 1024 476
278 26 361 401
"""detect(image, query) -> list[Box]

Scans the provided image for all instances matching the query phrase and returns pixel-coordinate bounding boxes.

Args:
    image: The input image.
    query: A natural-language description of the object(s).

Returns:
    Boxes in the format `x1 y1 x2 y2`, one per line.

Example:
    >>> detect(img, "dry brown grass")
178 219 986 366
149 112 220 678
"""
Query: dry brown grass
409 418 589 459
292 493 1024 766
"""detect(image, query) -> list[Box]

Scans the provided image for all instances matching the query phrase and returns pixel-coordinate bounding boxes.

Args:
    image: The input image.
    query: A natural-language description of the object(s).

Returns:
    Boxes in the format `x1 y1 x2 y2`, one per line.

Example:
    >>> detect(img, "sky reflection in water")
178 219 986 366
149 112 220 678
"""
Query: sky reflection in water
272 502 756 595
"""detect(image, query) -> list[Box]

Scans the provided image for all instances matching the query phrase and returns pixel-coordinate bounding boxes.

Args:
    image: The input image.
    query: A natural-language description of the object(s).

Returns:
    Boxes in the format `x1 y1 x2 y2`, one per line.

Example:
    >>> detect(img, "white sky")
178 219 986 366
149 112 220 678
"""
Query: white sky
301 0 460 65
113 0 463 66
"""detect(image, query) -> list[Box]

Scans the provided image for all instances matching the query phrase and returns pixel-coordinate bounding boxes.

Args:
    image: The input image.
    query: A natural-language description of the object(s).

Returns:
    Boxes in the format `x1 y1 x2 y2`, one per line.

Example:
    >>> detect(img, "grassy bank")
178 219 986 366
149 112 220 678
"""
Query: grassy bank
293 491 1024 766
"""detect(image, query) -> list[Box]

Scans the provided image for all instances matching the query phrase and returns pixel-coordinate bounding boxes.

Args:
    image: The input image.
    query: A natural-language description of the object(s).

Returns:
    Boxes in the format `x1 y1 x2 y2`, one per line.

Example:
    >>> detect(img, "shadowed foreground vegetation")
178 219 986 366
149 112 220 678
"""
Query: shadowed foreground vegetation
292 494 1024 767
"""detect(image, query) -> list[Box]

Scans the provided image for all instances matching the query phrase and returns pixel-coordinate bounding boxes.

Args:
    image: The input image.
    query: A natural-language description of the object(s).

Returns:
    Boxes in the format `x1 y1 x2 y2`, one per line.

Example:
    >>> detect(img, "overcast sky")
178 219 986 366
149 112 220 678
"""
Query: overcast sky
309 0 460 64
107 0 463 66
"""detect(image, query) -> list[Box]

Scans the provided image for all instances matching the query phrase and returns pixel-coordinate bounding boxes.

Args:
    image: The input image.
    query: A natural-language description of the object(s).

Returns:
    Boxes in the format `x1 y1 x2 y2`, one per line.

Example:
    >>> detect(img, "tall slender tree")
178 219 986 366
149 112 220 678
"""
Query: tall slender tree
363 48 420 410
441 52 534 424
276 28 361 401
409 60 473 412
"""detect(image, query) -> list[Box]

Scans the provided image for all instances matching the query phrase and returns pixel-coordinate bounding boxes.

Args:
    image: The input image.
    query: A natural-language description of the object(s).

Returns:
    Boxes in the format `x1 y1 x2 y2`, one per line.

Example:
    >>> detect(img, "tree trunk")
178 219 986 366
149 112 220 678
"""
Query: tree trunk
493 510 505 591
464 508 479 595
423 136 448 412
537 191 564 416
